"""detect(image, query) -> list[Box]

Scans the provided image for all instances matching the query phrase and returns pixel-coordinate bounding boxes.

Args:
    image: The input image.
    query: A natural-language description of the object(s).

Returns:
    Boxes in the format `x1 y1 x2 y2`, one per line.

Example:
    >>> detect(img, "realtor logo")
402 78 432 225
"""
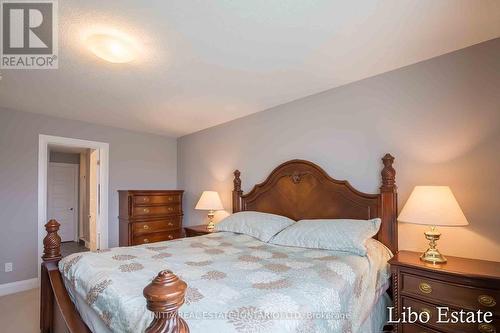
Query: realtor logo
1 0 58 69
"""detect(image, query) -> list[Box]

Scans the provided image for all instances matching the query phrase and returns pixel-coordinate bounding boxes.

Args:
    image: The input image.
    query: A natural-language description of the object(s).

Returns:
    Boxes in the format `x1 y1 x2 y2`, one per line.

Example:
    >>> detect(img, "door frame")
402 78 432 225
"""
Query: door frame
38 135 109 279
47 162 79 242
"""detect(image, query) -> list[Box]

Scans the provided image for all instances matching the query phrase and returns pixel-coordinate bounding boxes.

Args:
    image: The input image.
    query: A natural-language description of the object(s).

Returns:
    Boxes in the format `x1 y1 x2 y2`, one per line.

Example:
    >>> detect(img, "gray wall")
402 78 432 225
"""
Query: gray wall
178 38 500 262
0 109 178 284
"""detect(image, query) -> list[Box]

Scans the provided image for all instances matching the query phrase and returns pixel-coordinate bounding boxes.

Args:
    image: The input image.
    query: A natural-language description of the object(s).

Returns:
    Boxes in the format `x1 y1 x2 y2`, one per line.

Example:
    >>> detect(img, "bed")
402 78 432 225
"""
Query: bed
40 154 398 333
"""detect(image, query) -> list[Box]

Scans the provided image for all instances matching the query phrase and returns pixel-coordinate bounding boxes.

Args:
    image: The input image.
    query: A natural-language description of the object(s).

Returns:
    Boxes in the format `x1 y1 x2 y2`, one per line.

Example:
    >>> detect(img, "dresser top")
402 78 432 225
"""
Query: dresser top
118 190 184 194
389 250 500 280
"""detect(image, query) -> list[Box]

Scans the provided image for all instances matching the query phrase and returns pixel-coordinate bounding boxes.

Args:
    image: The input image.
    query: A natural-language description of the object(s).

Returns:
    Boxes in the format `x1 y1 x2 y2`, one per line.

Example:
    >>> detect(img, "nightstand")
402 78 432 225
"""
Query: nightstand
389 250 500 333
184 224 216 237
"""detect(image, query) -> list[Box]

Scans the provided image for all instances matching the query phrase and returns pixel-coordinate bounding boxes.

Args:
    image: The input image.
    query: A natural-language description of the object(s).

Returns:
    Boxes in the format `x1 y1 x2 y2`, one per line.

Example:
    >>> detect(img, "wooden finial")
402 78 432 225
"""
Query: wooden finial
232 170 243 213
233 170 241 192
42 219 62 262
380 153 398 254
381 153 396 189
143 270 189 333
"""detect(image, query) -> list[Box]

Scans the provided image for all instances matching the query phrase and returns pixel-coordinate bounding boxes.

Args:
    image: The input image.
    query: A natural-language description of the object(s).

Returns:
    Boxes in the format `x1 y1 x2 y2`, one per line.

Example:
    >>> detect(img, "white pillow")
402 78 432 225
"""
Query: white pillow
215 211 295 242
270 218 381 256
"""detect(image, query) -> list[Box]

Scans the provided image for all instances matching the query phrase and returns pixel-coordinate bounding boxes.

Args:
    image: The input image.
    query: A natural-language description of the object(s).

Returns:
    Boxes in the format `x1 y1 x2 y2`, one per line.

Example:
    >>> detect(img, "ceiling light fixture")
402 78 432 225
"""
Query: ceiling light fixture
86 33 138 63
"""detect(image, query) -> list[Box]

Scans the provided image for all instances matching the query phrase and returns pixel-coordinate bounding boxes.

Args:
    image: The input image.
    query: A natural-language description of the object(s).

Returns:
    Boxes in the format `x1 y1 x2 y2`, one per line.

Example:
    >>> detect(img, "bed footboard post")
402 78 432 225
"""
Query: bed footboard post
40 219 62 333
144 270 190 333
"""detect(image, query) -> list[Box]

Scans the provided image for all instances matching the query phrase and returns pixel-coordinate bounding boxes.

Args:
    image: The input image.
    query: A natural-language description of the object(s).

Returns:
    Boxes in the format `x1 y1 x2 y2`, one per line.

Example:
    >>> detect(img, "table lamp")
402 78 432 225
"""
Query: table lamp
398 186 469 264
195 191 224 231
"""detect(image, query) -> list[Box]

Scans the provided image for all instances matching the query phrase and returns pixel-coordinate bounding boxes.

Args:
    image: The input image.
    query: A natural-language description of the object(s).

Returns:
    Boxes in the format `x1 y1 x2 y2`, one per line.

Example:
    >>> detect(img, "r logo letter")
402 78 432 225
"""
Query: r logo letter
28 8 48 48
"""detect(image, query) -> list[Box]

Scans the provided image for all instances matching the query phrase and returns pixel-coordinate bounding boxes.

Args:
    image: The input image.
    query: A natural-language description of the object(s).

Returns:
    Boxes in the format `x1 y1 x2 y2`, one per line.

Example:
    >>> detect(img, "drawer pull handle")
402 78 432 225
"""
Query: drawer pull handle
142 197 149 202
167 222 173 227
168 235 173 240
478 295 496 308
168 207 173 211
143 208 150 213
143 225 149 230
143 238 149 243
478 323 496 333
168 197 173 201
420 308 432 319
419 282 432 294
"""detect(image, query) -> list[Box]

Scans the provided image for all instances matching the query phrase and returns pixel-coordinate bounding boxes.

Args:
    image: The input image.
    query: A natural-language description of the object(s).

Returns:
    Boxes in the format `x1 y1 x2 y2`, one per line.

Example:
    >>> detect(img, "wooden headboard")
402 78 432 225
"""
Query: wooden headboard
232 153 398 253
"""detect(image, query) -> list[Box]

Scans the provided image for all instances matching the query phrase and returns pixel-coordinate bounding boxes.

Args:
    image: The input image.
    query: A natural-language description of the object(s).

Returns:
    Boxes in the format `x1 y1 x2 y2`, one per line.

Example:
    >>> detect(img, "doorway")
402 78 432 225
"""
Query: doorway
38 135 109 276
47 146 99 256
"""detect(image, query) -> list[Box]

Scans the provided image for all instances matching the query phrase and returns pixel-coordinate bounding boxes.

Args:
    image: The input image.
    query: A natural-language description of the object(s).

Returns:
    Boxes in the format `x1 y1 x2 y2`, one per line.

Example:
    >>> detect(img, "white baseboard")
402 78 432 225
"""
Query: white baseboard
0 278 39 297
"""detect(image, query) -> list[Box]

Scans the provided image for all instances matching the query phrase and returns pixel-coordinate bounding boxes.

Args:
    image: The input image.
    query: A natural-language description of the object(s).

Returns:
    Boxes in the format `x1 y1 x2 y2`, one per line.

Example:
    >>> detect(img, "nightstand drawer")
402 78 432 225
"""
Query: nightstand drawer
184 225 215 237
132 229 182 245
402 322 441 333
402 296 499 333
402 272 500 316
132 204 181 217
185 229 210 237
186 231 207 237
133 218 181 235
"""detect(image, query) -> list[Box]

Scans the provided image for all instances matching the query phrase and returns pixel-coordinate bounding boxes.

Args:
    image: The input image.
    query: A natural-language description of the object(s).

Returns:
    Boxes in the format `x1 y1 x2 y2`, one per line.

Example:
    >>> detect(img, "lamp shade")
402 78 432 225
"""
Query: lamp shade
398 186 468 226
195 191 223 211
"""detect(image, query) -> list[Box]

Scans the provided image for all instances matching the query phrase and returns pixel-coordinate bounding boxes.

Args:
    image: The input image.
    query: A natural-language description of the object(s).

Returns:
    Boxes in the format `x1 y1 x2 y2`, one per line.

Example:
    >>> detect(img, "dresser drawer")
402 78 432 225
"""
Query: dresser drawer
133 218 181 235
132 204 181 217
402 296 499 333
132 229 182 245
133 194 181 205
402 272 500 316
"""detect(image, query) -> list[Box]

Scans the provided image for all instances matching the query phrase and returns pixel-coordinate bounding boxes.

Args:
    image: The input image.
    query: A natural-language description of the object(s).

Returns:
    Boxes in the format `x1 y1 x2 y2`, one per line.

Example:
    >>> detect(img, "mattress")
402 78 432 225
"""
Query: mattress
60 232 392 333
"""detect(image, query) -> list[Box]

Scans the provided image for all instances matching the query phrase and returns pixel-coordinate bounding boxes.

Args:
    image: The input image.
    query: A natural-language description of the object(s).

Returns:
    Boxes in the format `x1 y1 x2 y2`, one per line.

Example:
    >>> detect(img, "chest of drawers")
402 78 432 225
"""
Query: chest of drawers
389 251 500 333
118 190 184 246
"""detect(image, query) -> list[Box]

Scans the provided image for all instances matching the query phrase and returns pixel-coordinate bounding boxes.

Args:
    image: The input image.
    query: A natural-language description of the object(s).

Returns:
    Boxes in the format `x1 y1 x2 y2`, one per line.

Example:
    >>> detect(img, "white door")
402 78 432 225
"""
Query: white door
48 163 79 242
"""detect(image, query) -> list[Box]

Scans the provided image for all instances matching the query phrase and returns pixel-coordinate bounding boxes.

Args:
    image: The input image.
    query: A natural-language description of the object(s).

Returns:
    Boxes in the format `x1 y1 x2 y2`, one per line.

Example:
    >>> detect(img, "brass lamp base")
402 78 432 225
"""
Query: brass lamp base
207 221 215 231
420 226 447 264
207 210 215 231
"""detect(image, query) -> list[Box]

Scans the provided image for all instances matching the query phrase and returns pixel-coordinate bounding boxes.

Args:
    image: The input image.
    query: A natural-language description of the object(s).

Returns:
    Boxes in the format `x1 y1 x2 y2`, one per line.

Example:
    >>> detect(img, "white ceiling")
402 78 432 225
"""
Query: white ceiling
1 1 499 137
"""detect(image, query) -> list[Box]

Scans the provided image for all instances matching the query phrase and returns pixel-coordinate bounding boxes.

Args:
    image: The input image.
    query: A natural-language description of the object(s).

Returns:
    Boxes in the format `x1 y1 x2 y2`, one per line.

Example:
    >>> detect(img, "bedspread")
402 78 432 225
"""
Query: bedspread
59 232 391 333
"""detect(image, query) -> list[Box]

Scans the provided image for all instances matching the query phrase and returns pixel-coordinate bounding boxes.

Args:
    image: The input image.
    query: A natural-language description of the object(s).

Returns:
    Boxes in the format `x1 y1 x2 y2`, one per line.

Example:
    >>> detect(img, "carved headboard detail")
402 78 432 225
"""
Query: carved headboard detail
232 154 398 253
